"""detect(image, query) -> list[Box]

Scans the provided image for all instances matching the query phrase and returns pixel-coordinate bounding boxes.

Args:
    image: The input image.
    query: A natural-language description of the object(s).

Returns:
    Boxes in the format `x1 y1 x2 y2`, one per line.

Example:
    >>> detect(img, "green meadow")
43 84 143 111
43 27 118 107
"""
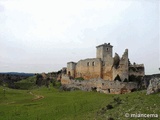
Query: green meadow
0 86 159 120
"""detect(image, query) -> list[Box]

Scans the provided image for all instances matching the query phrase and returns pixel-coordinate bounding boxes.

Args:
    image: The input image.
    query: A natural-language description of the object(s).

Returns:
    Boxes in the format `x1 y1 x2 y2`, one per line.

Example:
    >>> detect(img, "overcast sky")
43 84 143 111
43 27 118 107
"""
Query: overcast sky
0 0 159 74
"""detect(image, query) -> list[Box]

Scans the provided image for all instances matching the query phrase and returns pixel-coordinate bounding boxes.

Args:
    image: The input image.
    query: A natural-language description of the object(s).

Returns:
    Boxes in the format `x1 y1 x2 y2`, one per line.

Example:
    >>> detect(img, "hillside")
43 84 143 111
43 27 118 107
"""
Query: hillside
0 73 35 88
0 87 159 120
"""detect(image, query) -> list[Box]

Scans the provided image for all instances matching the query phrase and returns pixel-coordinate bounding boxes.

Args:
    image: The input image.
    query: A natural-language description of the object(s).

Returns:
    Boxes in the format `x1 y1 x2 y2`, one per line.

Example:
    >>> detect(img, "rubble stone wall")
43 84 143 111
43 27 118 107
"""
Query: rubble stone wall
61 75 137 94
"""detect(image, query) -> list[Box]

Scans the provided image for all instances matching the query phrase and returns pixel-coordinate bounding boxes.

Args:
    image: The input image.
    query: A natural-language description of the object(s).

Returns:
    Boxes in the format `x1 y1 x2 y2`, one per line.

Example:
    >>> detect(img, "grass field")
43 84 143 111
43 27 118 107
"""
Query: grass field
0 86 159 120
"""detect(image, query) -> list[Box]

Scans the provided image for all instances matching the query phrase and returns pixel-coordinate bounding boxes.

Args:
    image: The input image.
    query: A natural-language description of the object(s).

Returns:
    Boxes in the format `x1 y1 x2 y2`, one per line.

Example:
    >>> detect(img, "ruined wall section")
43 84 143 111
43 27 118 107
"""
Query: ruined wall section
75 58 102 80
129 64 145 76
102 56 113 80
67 62 76 78
61 74 71 85
113 49 129 81
61 77 138 94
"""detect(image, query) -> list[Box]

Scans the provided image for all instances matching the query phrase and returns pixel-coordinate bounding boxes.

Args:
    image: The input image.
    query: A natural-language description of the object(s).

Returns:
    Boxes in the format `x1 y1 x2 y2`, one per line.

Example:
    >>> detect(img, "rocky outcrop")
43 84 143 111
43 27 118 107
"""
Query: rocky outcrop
146 78 160 95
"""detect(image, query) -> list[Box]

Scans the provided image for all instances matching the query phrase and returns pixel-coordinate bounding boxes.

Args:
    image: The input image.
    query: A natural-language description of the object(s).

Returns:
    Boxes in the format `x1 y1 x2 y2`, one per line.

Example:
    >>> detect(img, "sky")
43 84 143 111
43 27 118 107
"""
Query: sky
0 0 159 74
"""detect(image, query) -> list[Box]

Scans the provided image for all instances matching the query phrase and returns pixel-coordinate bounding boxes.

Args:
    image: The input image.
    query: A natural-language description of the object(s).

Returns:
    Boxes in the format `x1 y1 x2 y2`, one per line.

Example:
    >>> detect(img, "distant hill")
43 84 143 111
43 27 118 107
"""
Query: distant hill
0 72 35 88
0 72 35 77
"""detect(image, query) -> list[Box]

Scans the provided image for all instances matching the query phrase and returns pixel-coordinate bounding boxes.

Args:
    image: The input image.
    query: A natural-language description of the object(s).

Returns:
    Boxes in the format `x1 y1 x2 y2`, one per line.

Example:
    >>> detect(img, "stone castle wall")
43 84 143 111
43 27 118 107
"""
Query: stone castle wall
75 58 102 80
113 49 129 81
65 43 144 83
102 55 113 80
61 75 137 94
129 64 145 77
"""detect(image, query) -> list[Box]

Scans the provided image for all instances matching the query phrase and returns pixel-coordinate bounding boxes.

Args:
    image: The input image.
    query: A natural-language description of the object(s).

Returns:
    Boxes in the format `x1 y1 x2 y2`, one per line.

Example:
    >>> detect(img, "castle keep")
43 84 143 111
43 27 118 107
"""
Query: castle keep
66 43 144 81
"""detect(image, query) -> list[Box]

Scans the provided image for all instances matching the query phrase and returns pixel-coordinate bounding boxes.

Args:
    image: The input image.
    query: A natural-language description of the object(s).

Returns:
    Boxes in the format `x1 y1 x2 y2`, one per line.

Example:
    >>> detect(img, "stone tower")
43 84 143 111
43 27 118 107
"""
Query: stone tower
96 43 113 62
96 43 113 80
67 62 76 78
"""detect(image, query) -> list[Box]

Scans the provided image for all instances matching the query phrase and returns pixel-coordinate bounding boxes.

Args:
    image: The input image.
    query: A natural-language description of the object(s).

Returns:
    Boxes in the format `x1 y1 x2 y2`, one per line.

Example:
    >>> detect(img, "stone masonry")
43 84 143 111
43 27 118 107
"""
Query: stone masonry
60 43 144 94
61 75 137 94
66 43 145 81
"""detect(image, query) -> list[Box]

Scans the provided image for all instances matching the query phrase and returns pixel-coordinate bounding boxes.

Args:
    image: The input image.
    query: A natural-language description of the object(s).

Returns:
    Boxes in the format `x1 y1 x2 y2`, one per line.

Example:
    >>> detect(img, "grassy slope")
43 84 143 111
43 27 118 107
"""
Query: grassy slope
0 86 159 120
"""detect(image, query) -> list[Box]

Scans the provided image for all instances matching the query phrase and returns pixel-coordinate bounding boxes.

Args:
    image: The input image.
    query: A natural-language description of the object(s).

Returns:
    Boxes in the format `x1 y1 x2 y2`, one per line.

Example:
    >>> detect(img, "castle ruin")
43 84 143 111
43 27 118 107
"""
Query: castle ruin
66 43 144 81
61 43 145 94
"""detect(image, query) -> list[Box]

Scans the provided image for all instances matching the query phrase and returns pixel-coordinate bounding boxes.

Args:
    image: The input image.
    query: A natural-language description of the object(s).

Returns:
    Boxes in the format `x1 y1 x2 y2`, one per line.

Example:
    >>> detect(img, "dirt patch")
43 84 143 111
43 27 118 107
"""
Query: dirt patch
29 92 44 101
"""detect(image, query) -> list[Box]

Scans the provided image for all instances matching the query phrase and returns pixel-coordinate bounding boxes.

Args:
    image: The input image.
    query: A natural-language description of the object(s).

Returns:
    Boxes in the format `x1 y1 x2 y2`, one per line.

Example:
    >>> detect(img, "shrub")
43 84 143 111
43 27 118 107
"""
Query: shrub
14 76 36 90
51 80 62 89
51 79 56 86
14 82 35 90
36 74 44 86
113 97 122 104
55 81 61 88
106 104 113 110
75 77 84 81
0 79 3 86
91 87 97 92
108 117 114 120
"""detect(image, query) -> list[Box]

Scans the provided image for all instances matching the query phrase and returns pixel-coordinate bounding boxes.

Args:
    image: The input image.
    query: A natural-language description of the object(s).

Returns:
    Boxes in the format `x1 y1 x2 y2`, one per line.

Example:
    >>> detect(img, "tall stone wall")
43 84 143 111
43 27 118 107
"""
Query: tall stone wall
75 58 102 80
113 49 129 81
102 55 113 80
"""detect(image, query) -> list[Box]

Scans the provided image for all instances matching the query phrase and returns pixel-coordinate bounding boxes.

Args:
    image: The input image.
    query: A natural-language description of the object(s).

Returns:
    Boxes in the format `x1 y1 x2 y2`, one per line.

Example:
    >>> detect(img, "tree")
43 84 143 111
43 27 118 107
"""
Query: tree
36 74 43 86
0 79 3 86
46 77 50 88
52 79 56 87
3 83 6 97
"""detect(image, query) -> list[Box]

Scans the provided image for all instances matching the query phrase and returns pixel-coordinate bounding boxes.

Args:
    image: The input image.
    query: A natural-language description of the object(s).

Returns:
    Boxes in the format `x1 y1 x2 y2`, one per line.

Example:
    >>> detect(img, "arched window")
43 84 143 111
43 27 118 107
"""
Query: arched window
107 48 109 51
87 62 90 66
92 62 95 66
68 71 71 76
